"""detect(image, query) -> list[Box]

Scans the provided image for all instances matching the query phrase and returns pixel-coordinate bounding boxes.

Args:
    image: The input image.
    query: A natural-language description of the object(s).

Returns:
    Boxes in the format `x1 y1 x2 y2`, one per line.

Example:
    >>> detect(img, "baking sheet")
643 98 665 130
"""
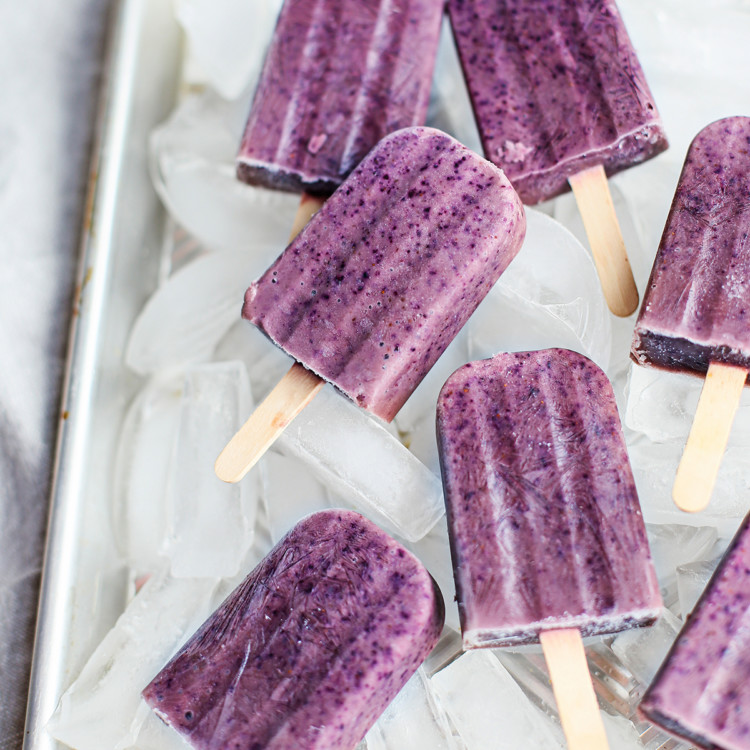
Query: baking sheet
24 1 182 747
23 0 750 748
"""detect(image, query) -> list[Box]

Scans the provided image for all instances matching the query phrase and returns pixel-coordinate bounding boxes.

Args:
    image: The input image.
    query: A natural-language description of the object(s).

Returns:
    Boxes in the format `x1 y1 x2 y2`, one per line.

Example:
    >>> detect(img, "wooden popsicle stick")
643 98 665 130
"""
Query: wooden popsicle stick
568 165 639 318
673 361 747 513
215 362 324 483
215 192 327 484
290 192 326 239
539 628 609 750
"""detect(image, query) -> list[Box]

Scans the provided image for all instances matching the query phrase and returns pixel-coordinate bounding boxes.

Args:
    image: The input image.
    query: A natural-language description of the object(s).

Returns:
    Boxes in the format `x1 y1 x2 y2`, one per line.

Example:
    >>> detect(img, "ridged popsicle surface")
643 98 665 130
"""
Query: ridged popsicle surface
632 116 750 379
237 0 444 194
448 0 668 204
142 509 444 750
437 349 661 647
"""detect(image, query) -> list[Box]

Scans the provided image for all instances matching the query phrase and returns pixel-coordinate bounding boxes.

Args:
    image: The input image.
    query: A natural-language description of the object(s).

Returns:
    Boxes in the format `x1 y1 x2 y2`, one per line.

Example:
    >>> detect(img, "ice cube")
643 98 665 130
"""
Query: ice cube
407 516 459 633
625 363 750 445
276 385 444 542
431 650 563 750
127 706 194 750
602 712 646 750
646 523 717 612
676 556 723 619
402 411 441 476
611 609 681 686
175 0 282 99
113 374 183 573
260 450 332 544
365 668 459 750
47 571 219 750
467 209 612 373
213 320 294 402
629 435 749 537
393 334 469 437
150 88 299 254
125 249 261 375
164 361 258 579
552 180 651 294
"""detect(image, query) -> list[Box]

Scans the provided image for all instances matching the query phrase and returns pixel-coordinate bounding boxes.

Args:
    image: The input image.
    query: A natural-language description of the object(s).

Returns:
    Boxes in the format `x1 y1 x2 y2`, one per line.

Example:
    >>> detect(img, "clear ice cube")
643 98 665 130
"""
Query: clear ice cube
127 706 195 750
393 335 469 438
150 88 298 254
646 523 717 611
175 0 282 99
365 668 459 750
602 712 647 750
48 570 219 750
676 556 723 619
260 450 332 544
213 320 293 402
164 361 258 578
629 435 750 537
276 385 445 542
431 650 563 749
113 375 183 573
625 364 750 445
611 608 682 686
125 249 260 375
407 516 460 633
467 209 612 373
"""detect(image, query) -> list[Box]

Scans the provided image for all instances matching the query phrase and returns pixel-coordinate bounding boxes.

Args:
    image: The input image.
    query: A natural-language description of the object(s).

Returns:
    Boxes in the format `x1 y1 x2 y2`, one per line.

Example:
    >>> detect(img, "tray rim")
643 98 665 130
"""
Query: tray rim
23 1 182 747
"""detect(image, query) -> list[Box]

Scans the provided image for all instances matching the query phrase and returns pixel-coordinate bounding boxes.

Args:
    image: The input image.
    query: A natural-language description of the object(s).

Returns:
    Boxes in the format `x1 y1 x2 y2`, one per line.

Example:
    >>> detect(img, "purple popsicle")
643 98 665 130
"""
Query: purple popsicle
243 126 526 422
632 117 750 376
142 509 444 750
437 349 661 647
639 511 750 750
631 117 750 514
237 0 444 195
447 0 668 205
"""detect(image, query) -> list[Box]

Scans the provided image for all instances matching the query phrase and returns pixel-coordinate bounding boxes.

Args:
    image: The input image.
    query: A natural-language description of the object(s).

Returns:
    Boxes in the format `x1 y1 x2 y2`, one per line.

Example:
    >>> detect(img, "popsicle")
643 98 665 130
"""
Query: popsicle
447 0 669 316
639 510 750 750
237 0 444 195
631 116 750 514
216 126 526 483
437 349 662 749
142 508 445 750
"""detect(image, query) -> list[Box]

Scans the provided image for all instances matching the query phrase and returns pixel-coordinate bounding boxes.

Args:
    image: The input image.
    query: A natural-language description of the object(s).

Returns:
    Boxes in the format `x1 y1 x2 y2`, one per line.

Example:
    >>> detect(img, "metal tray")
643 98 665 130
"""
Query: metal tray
24 1 182 747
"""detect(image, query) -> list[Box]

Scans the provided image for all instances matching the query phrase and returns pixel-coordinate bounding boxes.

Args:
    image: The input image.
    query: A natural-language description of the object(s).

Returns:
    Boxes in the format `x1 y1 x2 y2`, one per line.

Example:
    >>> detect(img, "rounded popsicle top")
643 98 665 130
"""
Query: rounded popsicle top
632 116 750 377
236 0 445 195
143 508 445 750
437 348 661 647
244 126 526 422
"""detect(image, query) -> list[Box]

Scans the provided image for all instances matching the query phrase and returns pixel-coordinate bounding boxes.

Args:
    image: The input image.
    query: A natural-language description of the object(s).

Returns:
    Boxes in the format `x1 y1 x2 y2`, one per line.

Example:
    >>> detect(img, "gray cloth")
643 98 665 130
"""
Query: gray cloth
0 1 111 747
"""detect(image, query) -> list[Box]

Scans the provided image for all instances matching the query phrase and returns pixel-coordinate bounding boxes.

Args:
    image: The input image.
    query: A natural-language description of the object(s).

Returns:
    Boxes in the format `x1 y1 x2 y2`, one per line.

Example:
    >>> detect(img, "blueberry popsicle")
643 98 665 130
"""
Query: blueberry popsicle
142 509 445 750
631 117 750 513
237 0 444 195
437 349 661 748
448 0 669 316
216 126 526 483
639 511 750 750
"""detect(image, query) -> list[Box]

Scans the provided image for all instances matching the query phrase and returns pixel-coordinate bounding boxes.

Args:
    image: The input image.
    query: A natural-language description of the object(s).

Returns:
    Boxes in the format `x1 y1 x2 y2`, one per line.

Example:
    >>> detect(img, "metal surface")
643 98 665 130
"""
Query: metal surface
23 1 182 747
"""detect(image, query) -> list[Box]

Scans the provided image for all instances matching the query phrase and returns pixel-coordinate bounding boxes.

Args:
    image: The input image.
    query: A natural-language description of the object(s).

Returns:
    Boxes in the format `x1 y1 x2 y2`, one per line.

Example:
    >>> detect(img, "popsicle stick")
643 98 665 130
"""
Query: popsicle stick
215 192 326 484
539 628 609 750
215 362 324 483
673 361 747 513
290 192 326 239
569 165 639 318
